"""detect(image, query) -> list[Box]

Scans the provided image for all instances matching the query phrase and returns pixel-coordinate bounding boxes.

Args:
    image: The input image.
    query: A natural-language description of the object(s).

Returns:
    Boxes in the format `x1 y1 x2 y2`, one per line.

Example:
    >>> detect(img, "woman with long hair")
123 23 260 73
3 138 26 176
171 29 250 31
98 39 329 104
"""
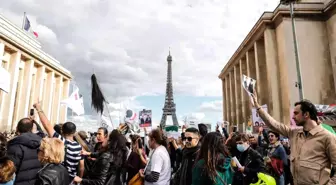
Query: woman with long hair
35 138 69 185
73 129 128 185
192 132 233 185
126 135 147 183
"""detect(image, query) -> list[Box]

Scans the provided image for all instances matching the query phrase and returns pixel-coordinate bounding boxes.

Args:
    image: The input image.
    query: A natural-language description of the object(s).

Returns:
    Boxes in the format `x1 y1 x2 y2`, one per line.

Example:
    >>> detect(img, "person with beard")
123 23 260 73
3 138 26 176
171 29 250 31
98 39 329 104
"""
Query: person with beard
252 94 336 184
172 128 200 185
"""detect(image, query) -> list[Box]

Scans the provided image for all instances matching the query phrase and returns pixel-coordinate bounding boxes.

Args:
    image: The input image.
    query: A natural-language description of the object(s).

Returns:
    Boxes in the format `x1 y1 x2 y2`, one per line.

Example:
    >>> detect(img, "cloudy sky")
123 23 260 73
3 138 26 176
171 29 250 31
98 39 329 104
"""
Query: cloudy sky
1 0 279 131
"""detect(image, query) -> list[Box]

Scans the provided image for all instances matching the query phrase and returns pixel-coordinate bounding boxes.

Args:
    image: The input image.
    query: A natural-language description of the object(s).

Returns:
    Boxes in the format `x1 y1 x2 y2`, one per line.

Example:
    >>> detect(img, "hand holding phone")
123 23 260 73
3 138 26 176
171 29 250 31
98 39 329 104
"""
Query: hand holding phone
30 109 34 116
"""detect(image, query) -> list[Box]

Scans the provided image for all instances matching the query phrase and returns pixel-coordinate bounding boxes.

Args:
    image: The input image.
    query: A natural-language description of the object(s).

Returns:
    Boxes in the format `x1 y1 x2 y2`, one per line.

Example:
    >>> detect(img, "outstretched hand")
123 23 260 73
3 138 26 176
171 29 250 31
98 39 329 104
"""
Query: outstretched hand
251 88 260 108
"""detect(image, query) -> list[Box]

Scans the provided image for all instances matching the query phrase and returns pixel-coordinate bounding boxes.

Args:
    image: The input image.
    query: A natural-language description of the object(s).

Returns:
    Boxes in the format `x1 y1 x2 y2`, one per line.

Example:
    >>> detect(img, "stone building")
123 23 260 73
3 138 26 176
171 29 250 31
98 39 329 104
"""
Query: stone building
0 14 71 131
219 0 336 130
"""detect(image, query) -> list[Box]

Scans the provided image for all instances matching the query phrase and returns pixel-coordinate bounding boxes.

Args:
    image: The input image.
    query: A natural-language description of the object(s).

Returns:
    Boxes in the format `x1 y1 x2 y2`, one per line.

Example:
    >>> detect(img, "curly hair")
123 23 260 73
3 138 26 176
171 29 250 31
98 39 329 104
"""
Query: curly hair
0 158 16 183
196 132 230 183
39 138 65 164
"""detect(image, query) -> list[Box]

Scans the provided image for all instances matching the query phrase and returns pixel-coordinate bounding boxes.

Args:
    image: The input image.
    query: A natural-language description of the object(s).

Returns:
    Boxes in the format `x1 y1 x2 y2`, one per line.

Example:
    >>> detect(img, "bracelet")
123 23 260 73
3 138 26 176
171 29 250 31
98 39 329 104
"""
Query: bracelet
37 110 43 113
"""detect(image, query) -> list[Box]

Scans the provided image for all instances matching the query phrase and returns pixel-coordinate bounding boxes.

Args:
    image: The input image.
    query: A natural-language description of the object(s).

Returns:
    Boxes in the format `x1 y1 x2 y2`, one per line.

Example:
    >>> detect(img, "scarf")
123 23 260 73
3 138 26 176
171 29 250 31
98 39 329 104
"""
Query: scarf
179 144 201 185
268 141 280 157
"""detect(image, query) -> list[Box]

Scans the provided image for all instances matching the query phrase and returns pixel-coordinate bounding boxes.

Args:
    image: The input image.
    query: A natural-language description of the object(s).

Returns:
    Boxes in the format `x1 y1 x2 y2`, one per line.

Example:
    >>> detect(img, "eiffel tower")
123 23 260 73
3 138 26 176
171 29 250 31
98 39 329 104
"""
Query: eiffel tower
160 50 179 128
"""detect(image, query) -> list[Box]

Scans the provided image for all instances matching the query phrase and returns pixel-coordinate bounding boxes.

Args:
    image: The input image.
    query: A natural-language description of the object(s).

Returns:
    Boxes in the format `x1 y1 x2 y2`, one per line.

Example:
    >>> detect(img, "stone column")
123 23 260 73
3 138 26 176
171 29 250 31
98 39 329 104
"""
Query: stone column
28 68 37 112
229 71 234 124
0 42 5 131
225 75 229 122
239 59 247 124
12 62 25 127
53 75 63 124
59 79 70 123
44 71 55 119
254 40 268 105
254 42 261 96
234 64 239 126
33 66 46 124
264 28 281 121
18 59 34 118
222 78 226 121
2 52 21 130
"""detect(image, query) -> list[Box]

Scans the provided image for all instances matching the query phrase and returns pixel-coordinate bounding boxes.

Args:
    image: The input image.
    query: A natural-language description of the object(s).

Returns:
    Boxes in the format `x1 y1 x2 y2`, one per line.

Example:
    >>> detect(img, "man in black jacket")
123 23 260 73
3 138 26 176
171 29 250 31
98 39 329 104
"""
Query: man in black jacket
7 118 42 185
234 133 265 185
174 128 201 185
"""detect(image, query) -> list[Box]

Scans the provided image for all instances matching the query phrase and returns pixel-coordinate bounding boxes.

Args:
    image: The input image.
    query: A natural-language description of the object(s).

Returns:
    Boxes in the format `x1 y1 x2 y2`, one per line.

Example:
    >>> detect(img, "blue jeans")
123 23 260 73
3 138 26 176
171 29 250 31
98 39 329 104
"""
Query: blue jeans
277 175 285 185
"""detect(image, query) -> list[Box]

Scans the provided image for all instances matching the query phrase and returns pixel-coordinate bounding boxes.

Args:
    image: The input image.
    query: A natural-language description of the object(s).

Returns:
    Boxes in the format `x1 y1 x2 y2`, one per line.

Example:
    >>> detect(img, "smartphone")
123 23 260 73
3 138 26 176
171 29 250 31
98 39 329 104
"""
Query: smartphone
138 138 143 149
233 126 238 133
30 109 34 116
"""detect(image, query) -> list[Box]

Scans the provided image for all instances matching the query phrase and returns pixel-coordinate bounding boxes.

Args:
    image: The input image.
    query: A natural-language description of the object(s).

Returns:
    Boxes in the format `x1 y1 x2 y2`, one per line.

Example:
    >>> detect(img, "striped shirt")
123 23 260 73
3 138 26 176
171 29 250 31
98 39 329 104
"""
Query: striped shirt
53 132 83 177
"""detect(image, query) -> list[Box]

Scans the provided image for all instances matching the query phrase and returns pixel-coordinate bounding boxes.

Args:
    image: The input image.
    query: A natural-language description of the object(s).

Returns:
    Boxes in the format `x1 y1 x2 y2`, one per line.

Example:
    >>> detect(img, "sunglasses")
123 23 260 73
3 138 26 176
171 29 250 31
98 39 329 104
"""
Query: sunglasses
185 137 195 142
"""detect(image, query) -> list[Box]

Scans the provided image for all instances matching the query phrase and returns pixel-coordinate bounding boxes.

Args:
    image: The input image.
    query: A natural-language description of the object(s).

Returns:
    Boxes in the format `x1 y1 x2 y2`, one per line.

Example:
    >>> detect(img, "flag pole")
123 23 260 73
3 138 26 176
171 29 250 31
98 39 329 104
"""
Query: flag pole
104 101 114 129
22 12 26 30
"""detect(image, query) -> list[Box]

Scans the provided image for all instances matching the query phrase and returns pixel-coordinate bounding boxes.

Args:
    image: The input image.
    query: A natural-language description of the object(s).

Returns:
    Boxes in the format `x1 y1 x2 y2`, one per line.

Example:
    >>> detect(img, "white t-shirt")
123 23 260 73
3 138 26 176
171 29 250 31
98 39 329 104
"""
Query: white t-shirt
145 145 171 185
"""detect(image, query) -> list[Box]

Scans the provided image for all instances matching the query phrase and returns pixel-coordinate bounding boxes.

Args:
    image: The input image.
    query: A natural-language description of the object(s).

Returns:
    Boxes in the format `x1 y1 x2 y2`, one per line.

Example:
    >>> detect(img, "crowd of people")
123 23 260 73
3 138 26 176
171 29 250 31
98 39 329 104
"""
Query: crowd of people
0 95 336 185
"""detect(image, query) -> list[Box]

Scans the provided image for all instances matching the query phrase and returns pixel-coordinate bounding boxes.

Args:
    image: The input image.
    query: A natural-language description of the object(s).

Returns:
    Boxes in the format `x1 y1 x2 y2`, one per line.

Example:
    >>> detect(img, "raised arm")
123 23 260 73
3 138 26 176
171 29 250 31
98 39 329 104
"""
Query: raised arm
252 94 292 138
33 102 54 137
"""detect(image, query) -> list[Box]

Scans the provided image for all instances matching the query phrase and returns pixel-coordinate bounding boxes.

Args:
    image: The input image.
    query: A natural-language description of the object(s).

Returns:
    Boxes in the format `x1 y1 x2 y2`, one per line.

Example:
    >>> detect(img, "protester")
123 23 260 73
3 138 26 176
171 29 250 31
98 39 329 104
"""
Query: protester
33 102 84 182
35 138 69 185
192 132 233 185
7 118 42 185
140 129 171 185
233 133 265 185
265 131 287 185
74 130 128 185
252 94 336 184
172 127 200 185
0 133 16 185
126 135 146 183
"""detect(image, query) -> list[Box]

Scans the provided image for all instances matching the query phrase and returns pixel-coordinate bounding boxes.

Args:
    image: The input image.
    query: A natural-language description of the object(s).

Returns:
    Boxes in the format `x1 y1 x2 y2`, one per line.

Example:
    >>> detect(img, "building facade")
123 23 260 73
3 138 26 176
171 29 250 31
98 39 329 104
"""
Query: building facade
219 0 336 130
0 14 71 131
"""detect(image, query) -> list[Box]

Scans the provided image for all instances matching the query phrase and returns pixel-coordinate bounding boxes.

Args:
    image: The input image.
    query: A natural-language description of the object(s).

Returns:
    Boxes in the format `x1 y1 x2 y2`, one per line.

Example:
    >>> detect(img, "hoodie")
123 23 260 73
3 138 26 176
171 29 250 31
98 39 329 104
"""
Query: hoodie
192 156 233 185
7 133 42 185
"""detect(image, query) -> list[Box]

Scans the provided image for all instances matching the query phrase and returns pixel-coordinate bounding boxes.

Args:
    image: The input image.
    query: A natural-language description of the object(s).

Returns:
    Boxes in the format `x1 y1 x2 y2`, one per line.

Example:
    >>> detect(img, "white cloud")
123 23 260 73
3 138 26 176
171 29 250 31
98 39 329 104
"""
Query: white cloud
1 0 280 117
35 25 58 44
198 100 223 112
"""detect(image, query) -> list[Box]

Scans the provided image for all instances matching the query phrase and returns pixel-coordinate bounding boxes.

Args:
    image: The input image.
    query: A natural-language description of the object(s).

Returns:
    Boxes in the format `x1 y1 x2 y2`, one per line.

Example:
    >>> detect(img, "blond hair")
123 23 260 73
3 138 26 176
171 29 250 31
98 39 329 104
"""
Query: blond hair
39 138 64 164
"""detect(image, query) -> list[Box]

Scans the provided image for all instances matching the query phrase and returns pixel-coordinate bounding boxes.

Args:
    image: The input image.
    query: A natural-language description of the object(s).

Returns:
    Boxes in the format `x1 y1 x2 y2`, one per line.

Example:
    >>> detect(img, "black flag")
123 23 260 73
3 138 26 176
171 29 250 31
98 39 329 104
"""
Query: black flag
91 74 106 114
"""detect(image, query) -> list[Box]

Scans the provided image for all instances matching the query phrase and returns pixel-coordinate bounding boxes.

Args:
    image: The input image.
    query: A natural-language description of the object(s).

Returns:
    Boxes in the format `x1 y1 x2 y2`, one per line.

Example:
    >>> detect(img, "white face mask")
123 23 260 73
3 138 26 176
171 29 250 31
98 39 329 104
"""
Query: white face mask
237 143 248 152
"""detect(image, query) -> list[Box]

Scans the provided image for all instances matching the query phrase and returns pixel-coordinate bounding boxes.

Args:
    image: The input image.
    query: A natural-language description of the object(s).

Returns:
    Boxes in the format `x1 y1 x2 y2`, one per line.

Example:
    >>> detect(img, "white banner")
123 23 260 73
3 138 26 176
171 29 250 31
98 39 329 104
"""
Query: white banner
0 66 10 93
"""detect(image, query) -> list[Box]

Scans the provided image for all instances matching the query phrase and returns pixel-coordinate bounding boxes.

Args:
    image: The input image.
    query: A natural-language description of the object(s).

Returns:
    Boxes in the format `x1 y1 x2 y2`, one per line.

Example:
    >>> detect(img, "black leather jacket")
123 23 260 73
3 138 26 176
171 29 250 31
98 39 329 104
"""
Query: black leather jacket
82 152 125 185
34 163 69 185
